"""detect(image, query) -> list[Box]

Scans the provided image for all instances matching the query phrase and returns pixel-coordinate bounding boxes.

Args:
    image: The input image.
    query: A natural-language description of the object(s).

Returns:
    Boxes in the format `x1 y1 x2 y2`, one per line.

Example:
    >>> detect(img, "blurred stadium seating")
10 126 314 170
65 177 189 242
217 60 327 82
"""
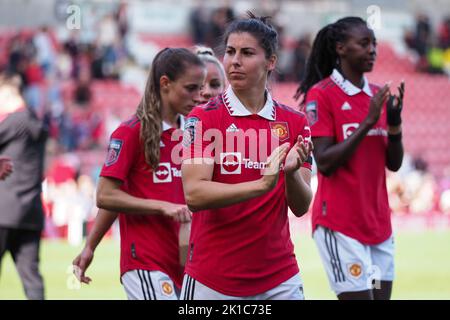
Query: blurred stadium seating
1 0 449 243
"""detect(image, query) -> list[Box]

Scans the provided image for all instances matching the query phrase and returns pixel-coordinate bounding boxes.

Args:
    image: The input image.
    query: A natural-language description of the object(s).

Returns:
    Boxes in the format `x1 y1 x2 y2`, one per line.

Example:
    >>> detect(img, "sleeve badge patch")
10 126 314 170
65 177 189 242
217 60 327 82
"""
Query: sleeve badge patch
305 101 318 126
105 139 123 166
182 117 200 148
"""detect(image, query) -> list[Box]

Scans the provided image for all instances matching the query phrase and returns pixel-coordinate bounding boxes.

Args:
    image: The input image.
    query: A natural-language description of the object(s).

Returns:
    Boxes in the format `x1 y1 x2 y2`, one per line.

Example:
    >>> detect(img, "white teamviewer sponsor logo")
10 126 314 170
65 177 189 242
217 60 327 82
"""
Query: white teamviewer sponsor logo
220 152 267 175
242 158 267 170
342 123 387 140
153 163 181 183
220 152 241 175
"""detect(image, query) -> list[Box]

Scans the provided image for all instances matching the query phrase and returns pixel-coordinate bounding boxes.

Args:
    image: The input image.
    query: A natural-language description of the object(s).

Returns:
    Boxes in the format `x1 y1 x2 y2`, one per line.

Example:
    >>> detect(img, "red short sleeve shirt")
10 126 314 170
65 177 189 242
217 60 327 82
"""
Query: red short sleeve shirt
306 69 391 245
100 115 185 288
182 86 312 296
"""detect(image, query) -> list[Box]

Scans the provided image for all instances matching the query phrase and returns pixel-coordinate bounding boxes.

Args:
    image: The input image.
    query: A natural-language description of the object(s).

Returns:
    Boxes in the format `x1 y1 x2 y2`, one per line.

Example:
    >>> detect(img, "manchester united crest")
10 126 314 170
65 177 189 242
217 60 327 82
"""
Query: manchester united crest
159 280 174 297
270 122 289 141
348 263 362 279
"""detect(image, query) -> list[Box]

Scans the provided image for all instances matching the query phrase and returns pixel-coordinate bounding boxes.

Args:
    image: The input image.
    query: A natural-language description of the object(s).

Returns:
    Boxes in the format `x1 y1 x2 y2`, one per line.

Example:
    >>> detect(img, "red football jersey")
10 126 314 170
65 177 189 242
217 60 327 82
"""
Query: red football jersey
182 86 312 296
306 69 391 245
100 115 185 288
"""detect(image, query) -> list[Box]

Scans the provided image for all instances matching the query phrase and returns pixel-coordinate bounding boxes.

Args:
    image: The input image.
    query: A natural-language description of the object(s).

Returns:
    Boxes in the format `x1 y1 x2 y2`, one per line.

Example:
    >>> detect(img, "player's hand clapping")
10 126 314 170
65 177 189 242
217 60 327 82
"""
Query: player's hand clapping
365 83 390 127
261 143 290 191
387 81 405 127
284 135 313 174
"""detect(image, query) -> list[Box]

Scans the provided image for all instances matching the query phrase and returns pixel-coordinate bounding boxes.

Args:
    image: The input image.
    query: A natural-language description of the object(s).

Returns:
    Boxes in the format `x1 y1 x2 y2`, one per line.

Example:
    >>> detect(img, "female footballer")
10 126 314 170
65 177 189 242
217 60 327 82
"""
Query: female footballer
296 17 405 300
181 13 314 300
73 48 206 300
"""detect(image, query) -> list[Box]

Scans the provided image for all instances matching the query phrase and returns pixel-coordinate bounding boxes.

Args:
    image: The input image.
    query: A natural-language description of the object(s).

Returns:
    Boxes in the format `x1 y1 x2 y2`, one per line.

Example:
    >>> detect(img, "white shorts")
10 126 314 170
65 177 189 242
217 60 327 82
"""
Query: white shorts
180 273 305 300
313 226 395 295
121 270 179 300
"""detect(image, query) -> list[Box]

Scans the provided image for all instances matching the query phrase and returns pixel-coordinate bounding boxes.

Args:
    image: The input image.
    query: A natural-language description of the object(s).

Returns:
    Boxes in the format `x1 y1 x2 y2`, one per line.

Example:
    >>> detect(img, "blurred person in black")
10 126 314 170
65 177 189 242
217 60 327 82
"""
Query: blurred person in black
0 73 49 300
292 35 311 82
189 0 209 45
408 13 432 58
206 6 235 54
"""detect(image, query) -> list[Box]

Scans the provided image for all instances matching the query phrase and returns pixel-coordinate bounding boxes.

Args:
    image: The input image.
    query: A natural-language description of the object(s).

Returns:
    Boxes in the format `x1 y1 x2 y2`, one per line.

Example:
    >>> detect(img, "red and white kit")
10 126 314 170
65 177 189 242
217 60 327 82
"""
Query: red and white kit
306 69 394 294
100 116 185 297
182 86 312 297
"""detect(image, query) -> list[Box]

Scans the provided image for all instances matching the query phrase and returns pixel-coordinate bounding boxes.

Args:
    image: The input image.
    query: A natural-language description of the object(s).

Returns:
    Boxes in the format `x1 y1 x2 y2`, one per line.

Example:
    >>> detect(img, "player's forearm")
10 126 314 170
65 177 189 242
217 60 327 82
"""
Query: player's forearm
96 188 167 215
183 179 268 212
315 121 372 176
285 170 313 217
85 209 118 251
179 222 191 266
386 125 404 172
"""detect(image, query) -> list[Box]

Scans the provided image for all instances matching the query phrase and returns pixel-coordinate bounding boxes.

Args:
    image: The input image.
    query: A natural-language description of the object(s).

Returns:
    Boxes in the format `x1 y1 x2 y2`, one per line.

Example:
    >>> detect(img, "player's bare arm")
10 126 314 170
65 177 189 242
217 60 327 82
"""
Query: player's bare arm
314 84 390 176
96 176 191 222
72 209 118 284
284 136 314 217
182 143 289 212
179 221 191 266
385 81 405 171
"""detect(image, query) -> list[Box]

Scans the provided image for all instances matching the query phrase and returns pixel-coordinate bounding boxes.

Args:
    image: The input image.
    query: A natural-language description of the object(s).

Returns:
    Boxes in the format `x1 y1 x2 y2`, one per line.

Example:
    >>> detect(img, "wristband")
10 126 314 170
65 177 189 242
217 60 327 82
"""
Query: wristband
387 95 402 126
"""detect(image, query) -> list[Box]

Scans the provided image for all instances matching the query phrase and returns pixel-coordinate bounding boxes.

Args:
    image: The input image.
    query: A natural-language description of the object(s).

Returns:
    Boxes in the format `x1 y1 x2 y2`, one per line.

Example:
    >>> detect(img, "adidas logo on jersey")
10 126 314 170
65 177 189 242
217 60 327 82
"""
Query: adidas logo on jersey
226 123 239 132
160 141 165 147
341 102 352 110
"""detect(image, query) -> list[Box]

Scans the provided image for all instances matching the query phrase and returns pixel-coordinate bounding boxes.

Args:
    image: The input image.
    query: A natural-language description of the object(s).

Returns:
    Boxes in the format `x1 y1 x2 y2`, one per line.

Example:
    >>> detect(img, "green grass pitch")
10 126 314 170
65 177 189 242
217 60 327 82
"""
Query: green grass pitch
1 230 449 299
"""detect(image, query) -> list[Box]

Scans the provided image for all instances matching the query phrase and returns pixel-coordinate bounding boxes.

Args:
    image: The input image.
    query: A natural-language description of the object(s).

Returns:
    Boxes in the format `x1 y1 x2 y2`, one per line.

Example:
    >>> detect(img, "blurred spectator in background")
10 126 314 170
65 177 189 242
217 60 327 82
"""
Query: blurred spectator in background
207 6 235 53
439 166 450 214
58 68 102 152
7 32 36 86
61 31 81 80
189 0 209 45
387 171 409 215
116 1 129 40
96 14 120 79
438 16 450 49
74 69 92 107
403 156 438 214
47 172 95 246
404 13 450 75
426 43 446 74
33 26 56 76
404 13 431 72
414 13 432 57
0 73 49 300
292 34 311 82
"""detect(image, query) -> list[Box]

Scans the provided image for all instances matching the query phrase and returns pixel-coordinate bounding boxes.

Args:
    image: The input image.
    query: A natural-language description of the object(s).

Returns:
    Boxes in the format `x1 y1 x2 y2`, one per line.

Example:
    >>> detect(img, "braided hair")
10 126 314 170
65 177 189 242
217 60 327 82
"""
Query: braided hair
294 17 367 104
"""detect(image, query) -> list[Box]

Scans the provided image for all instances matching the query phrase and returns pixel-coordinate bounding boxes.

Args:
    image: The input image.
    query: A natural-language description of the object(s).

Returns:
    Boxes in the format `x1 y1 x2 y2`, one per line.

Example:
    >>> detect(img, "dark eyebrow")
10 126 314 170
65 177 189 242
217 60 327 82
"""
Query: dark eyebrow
225 46 256 51
359 36 375 43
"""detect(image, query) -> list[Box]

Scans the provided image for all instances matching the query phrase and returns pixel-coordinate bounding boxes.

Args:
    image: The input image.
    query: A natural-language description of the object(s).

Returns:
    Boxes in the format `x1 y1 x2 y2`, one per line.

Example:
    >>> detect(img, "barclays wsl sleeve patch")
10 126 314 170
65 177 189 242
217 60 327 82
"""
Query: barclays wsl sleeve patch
182 116 200 148
105 139 123 166
305 101 318 126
